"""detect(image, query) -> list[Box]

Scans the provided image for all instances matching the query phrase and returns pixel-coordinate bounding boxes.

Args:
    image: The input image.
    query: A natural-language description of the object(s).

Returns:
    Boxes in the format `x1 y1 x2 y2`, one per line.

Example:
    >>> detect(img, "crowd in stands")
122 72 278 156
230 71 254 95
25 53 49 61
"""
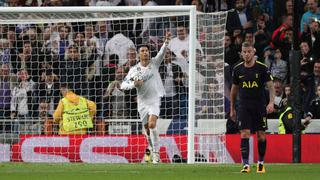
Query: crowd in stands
0 0 320 134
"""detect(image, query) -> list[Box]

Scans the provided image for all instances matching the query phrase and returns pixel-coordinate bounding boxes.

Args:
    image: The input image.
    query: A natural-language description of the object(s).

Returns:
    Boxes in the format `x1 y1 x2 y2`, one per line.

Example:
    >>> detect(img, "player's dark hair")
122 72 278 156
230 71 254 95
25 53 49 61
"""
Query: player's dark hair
137 44 150 51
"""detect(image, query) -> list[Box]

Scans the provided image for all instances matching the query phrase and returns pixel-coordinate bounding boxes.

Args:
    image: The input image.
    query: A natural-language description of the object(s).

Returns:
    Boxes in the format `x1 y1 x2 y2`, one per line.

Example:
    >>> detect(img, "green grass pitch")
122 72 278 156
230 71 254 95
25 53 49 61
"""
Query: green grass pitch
1 163 320 180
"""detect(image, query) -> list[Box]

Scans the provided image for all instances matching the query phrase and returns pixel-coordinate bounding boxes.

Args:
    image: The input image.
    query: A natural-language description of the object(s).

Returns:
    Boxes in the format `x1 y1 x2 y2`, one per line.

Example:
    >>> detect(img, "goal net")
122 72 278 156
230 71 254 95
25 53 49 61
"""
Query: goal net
0 6 227 163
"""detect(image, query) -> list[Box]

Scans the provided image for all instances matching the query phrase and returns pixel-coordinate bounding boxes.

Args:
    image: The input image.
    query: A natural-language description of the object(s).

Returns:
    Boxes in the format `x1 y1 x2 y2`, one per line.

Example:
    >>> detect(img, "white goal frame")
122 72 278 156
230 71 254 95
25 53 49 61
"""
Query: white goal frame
0 6 198 164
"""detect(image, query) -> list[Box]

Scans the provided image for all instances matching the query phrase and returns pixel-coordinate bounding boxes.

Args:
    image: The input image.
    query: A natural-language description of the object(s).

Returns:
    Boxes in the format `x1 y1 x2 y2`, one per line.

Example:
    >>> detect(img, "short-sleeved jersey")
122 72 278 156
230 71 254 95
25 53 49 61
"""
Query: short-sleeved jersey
232 61 273 106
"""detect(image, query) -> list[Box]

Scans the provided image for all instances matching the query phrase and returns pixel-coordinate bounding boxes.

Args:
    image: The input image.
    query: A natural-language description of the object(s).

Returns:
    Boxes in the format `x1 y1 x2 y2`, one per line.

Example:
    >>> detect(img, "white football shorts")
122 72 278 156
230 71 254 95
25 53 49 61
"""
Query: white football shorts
138 100 161 125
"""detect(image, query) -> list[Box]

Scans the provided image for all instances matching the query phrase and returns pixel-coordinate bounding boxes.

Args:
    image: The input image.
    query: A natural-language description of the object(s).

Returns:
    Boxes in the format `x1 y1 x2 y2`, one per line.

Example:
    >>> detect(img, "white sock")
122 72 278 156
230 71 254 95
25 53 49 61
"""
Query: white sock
150 128 159 153
258 161 264 165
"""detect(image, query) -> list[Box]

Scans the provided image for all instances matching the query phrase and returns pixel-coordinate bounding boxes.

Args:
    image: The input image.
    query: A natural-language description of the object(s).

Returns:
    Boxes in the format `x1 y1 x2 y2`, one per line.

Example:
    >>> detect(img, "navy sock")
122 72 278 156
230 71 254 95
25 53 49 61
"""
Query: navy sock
241 138 249 165
258 140 267 162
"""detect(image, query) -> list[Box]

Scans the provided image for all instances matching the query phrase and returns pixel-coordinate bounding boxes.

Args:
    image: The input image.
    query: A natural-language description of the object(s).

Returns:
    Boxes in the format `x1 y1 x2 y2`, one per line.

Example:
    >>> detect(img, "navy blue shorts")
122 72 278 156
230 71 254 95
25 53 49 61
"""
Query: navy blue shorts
237 105 268 132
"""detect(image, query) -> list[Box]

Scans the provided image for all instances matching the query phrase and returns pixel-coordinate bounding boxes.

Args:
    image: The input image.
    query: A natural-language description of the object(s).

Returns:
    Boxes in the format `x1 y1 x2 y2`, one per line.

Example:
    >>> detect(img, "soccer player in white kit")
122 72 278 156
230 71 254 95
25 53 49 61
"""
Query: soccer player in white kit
121 32 171 164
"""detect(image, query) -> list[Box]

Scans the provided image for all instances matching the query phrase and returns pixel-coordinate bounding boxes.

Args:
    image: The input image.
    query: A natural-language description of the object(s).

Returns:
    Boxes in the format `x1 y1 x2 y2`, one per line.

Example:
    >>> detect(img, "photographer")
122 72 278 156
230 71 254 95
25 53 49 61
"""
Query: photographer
254 15 272 60
300 41 315 76
301 18 320 60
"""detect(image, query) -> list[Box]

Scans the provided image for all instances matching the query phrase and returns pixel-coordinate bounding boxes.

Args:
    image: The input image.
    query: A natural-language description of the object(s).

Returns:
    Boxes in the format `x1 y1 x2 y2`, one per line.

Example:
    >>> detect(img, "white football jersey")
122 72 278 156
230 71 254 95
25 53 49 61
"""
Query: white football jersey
121 43 167 105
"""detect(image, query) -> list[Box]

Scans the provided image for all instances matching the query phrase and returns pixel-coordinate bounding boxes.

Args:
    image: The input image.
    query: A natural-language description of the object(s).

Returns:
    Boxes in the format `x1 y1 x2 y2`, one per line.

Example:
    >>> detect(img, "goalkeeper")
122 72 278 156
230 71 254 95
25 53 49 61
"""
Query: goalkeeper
121 31 171 164
53 83 96 135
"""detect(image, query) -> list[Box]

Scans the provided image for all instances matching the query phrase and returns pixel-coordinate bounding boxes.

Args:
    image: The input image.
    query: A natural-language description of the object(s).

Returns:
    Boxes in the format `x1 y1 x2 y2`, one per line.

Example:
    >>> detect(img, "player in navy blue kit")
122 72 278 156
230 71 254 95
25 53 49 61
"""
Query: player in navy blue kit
230 42 275 173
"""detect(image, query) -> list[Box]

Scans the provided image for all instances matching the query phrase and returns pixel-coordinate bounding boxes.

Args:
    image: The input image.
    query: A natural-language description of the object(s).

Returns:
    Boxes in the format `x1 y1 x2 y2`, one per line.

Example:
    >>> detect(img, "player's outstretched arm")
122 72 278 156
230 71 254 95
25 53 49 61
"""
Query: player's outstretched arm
266 80 275 114
153 31 172 67
230 84 239 121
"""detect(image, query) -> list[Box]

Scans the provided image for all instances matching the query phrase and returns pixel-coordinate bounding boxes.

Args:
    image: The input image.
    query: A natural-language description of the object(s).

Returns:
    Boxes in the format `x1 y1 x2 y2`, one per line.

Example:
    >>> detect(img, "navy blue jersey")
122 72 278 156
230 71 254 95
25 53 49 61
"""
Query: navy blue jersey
232 61 273 106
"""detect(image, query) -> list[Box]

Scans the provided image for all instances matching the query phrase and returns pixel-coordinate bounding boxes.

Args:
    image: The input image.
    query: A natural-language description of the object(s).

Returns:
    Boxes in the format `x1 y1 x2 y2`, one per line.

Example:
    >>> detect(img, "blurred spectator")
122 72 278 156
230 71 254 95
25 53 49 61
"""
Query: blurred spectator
224 33 240 68
300 61 320 115
254 15 271 60
300 0 320 33
267 78 283 118
41 26 54 54
300 41 315 76
270 48 288 83
19 98 51 135
6 27 17 49
20 27 43 54
247 0 273 20
95 21 110 59
58 25 72 61
73 32 86 57
0 38 10 65
103 30 135 66
226 0 253 35
285 0 294 15
197 80 224 119
191 0 204 12
305 85 320 120
274 78 283 106
159 50 185 119
263 46 273 67
168 23 203 60
301 18 320 59
140 0 158 38
84 23 102 78
124 47 138 72
273 0 296 29
279 84 291 110
120 49 139 119
35 69 60 116
6 0 24 6
0 0 7 6
244 31 254 45
11 41 41 82
60 44 92 96
39 98 53 133
0 63 15 119
10 69 35 133
207 0 231 12
102 66 128 119
314 60 320 88
102 54 118 86
271 14 294 61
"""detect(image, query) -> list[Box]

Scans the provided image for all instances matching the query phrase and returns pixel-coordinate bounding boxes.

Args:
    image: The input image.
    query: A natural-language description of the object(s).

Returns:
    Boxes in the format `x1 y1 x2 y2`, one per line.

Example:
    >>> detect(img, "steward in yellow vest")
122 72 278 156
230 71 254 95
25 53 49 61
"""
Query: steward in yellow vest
53 83 96 135
278 107 310 134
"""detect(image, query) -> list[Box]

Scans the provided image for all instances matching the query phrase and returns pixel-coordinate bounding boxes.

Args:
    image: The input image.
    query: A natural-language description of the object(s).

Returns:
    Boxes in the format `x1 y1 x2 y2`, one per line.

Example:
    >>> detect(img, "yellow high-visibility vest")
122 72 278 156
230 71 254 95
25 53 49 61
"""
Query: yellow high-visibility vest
62 97 93 132
278 107 292 134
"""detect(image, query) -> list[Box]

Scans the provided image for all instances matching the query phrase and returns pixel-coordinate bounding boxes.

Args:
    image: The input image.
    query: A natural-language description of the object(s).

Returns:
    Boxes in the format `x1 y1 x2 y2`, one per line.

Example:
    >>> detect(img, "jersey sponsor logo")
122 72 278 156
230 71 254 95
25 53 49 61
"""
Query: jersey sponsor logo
242 81 258 88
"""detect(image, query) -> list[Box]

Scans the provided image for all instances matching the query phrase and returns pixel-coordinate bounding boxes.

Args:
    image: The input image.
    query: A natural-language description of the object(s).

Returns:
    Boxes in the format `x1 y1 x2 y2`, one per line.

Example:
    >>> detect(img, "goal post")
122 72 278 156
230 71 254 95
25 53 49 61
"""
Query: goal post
187 5 196 164
0 6 227 164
